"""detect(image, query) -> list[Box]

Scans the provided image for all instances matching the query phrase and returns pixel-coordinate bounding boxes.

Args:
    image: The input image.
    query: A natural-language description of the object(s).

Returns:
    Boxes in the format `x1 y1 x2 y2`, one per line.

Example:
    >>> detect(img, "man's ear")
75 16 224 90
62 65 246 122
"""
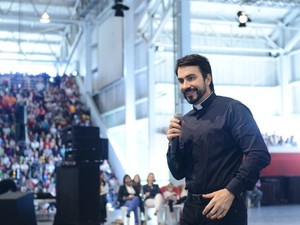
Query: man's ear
206 73 212 86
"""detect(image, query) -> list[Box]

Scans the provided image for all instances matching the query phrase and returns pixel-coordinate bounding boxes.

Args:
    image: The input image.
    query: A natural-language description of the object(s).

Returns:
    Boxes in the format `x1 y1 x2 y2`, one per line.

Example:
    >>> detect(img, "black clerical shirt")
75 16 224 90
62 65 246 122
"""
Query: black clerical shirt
167 92 271 196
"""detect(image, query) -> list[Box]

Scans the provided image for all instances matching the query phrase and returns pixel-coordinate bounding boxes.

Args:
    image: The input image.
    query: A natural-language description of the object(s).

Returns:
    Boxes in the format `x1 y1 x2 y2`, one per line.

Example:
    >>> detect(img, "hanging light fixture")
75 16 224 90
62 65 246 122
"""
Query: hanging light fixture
237 11 251 27
40 12 50 23
112 0 129 17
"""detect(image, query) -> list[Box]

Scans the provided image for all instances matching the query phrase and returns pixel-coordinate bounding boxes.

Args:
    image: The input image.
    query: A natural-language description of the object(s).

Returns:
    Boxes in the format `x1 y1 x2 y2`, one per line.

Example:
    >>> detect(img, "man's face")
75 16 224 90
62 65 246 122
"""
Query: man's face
177 65 211 105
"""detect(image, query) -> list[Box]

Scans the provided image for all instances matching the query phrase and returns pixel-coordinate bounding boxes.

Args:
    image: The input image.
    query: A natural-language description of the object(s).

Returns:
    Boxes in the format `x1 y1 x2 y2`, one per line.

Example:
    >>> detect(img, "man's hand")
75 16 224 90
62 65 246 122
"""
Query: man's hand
167 118 182 142
202 189 235 220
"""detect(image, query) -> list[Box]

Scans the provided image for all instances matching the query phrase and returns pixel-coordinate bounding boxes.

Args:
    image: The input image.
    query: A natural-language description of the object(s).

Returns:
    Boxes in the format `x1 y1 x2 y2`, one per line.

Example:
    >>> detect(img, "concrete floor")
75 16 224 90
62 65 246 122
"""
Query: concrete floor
36 204 300 225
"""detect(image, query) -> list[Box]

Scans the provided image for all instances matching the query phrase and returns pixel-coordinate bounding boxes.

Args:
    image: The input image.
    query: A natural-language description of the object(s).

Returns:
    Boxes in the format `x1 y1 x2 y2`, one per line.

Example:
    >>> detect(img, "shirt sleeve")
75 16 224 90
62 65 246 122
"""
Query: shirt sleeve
225 101 271 196
166 144 186 180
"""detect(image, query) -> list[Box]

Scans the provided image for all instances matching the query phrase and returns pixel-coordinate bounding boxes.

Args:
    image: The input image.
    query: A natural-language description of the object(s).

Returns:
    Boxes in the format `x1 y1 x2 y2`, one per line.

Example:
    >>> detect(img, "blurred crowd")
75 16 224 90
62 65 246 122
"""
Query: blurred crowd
263 133 297 148
0 73 95 196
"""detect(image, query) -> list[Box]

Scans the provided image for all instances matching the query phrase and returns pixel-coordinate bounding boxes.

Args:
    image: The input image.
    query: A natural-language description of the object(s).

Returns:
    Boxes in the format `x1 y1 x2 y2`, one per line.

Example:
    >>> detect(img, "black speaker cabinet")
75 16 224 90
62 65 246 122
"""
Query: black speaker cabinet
62 126 101 162
14 104 26 124
0 192 37 225
287 176 300 204
62 126 100 141
54 162 100 225
100 138 109 160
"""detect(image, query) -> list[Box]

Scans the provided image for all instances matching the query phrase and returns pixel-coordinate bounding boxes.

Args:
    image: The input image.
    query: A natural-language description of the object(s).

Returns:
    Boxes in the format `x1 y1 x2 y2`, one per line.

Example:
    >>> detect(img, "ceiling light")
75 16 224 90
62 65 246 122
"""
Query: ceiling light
112 0 129 17
40 12 50 23
237 11 251 27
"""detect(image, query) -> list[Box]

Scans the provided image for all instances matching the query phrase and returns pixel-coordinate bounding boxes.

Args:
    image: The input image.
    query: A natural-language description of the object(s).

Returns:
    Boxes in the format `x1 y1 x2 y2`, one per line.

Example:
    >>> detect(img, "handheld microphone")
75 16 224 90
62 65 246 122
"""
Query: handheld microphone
171 113 183 158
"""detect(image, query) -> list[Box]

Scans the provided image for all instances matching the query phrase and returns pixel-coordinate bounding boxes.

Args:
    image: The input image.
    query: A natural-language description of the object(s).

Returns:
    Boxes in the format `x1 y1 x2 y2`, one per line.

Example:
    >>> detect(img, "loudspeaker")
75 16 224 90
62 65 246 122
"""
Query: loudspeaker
14 104 26 124
62 126 101 162
100 138 109 160
62 126 100 141
0 192 37 225
54 162 100 225
287 176 300 204
15 123 26 143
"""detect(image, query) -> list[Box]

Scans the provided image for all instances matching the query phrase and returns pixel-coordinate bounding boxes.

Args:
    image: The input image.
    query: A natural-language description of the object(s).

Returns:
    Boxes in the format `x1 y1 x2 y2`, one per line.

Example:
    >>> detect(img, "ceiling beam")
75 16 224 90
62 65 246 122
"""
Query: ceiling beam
0 50 57 57
0 58 62 64
0 26 65 36
0 14 82 26
0 38 60 45
285 30 300 53
0 0 76 7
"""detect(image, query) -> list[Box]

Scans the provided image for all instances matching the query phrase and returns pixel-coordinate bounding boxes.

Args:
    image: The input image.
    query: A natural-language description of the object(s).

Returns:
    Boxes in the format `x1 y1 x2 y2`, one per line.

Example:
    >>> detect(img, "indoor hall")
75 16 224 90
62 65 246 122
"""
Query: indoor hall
0 0 300 225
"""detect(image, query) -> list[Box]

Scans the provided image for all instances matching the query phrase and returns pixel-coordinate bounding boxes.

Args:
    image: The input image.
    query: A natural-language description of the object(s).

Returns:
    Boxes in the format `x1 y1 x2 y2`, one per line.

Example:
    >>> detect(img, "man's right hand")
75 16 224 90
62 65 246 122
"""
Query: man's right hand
167 117 182 142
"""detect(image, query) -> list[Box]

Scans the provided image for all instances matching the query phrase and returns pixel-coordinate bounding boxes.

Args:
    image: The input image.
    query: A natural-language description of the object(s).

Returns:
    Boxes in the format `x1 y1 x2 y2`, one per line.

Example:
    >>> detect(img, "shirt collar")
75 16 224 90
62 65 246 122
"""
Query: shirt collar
193 92 215 111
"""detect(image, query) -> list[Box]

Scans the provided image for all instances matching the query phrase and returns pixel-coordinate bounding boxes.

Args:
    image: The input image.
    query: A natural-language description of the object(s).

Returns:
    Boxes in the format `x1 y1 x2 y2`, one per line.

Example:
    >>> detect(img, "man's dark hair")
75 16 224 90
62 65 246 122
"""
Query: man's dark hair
175 54 214 92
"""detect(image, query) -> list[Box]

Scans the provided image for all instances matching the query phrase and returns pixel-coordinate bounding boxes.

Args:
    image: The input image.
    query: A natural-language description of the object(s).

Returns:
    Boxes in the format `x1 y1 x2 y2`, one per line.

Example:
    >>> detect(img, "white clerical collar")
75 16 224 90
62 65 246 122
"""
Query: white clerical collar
193 92 214 110
194 103 203 110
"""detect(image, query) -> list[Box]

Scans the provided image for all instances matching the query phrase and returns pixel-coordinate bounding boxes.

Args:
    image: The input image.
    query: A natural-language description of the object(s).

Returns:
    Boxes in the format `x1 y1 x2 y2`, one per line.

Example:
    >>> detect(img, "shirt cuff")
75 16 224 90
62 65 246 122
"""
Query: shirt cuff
225 177 245 196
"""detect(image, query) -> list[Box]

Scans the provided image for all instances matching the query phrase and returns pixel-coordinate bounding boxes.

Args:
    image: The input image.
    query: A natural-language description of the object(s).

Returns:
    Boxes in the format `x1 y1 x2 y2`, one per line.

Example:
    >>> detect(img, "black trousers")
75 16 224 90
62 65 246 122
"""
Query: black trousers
181 194 247 225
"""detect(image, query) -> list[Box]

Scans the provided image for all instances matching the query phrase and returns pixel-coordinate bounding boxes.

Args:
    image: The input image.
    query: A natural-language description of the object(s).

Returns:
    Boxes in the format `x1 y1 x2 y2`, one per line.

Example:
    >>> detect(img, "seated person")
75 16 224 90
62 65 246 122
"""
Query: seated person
142 172 164 224
176 183 188 205
132 174 145 215
163 182 178 212
117 174 140 225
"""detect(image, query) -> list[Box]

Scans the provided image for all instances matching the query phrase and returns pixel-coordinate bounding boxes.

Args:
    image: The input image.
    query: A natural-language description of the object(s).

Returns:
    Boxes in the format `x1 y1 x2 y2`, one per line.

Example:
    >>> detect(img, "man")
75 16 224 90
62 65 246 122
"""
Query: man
166 54 271 225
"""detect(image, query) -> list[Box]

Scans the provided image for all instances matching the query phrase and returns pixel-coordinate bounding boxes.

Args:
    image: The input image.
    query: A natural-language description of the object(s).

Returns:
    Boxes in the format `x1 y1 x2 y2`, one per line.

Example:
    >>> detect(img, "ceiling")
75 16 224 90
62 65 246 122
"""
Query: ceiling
0 0 299 74
0 0 111 73
186 1 300 56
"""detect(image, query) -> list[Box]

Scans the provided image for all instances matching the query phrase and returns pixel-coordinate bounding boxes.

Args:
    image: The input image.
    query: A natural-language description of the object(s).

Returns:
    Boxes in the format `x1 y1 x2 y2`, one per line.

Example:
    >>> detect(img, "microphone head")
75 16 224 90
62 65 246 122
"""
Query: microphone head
174 113 183 121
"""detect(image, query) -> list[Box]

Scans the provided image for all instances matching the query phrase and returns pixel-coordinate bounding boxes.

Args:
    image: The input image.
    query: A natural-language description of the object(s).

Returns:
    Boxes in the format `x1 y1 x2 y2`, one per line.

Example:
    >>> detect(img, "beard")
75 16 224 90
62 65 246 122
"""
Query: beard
183 86 206 105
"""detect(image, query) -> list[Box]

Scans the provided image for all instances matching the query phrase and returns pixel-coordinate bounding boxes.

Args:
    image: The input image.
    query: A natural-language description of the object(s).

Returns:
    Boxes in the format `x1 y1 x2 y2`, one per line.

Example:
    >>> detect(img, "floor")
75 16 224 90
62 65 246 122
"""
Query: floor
36 204 300 225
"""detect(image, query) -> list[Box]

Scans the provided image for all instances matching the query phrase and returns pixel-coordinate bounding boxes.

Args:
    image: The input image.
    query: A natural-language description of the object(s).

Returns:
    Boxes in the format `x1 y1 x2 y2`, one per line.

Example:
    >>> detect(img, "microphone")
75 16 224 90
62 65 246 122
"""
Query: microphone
171 113 183 158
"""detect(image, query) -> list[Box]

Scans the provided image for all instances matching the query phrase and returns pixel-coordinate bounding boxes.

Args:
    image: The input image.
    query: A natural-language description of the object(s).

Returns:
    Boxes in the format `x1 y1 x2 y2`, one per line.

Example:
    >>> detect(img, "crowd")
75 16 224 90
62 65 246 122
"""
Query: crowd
0 73 101 196
263 133 297 148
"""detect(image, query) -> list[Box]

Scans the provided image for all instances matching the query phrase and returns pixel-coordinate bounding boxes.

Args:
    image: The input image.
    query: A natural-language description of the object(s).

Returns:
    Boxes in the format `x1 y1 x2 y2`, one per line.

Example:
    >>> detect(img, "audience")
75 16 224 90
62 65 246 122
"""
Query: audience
142 172 164 224
117 174 141 225
132 174 145 215
99 170 109 224
263 133 297 148
0 74 116 200
246 179 263 208
162 182 178 213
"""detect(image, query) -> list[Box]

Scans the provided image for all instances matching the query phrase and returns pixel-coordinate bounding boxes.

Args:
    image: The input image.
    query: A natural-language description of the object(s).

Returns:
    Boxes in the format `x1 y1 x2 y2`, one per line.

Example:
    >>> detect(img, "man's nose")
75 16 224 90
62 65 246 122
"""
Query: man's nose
182 80 189 90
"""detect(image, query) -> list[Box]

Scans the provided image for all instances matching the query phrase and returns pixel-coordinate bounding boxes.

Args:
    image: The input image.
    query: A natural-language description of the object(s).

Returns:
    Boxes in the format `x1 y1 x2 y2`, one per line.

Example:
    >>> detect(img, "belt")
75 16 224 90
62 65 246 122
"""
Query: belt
188 192 208 204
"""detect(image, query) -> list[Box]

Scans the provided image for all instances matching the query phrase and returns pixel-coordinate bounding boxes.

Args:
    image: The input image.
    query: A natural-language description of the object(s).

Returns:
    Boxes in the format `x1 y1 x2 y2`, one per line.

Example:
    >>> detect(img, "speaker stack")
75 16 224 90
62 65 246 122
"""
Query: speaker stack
62 126 101 162
14 103 27 145
54 126 102 225
0 192 37 225
54 162 100 225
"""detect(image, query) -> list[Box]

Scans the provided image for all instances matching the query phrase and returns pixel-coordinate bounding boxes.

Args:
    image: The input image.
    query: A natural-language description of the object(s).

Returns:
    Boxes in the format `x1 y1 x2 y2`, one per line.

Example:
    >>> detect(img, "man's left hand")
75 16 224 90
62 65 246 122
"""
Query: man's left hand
202 189 235 220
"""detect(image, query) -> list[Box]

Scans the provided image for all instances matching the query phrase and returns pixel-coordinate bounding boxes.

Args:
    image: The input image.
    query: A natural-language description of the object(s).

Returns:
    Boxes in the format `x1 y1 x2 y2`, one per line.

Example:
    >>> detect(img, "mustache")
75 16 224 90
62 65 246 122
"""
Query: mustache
184 87 197 94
